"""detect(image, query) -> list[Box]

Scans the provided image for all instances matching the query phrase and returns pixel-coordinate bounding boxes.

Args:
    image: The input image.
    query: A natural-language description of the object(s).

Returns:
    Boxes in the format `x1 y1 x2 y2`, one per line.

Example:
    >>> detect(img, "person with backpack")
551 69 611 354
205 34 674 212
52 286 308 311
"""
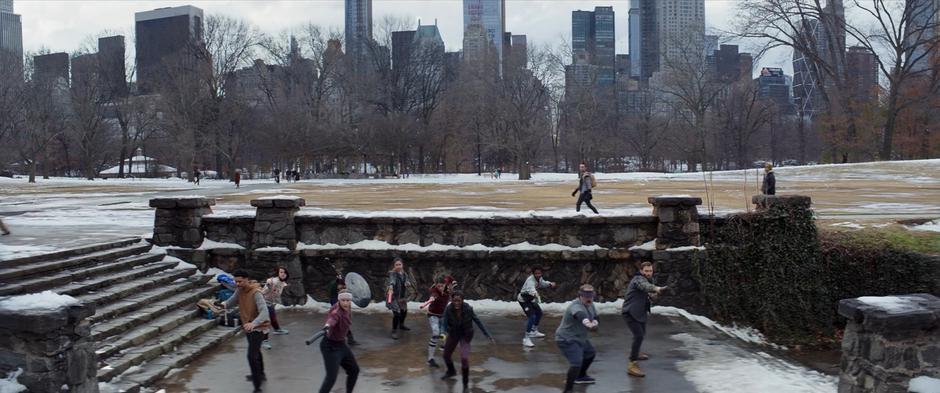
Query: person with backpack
571 162 599 214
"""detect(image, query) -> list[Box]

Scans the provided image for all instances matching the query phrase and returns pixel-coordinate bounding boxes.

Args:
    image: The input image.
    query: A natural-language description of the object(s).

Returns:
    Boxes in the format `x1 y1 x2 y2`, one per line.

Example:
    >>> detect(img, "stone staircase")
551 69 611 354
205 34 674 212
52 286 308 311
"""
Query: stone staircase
0 237 238 392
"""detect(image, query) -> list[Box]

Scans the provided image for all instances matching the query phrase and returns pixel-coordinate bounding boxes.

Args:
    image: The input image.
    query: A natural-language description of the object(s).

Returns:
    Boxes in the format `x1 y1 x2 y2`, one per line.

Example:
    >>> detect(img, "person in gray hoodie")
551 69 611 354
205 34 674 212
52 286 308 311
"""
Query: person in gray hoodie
555 284 600 392
571 162 599 214
621 261 666 377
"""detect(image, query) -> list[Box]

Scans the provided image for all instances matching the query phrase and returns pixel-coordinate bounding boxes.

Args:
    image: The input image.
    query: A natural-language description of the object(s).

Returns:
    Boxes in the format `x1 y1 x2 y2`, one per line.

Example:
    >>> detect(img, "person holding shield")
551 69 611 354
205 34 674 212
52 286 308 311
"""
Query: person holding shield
318 290 360 393
386 257 412 339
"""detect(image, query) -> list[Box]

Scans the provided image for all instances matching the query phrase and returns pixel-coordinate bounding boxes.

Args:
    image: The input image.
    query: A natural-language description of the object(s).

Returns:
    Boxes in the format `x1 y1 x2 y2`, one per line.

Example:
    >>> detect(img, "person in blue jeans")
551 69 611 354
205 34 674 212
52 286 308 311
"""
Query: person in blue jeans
555 284 599 393
517 267 556 347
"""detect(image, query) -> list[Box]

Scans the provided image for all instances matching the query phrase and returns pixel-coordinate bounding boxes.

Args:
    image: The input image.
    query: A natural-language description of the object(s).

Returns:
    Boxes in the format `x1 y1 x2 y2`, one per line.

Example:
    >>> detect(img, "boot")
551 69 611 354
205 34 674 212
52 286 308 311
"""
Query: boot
441 366 457 380
563 366 579 392
461 367 469 388
628 361 646 377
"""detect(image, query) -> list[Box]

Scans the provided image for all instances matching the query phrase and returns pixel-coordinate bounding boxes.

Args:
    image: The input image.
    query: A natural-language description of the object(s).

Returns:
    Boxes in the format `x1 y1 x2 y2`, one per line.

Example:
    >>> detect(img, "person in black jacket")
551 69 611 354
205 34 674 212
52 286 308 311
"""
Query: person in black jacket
621 262 666 378
440 292 495 389
762 163 776 195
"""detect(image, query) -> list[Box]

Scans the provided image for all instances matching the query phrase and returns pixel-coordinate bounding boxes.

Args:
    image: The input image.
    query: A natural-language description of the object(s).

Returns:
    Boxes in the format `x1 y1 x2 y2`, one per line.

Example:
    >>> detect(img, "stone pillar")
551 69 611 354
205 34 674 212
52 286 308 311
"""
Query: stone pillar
250 197 305 250
648 196 703 250
752 195 812 213
0 302 98 393
837 294 940 393
150 197 215 248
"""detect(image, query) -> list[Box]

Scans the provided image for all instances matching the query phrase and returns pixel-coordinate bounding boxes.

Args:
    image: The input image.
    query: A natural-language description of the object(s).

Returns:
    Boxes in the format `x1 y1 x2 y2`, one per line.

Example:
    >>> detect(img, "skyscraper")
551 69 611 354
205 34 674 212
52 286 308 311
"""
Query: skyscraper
463 0 505 72
98 35 127 98
33 52 70 85
845 46 879 104
756 67 794 114
570 7 615 88
632 0 660 81
134 5 205 94
572 10 595 58
628 2 641 78
656 0 705 69
345 0 373 72
0 0 22 77
392 30 416 71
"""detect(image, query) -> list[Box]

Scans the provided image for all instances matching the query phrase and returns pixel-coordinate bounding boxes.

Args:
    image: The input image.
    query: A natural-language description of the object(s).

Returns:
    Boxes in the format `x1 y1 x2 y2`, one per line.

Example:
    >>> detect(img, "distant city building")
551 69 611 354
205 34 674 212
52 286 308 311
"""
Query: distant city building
345 0 373 72
756 67 794 114
628 2 641 78
0 0 22 77
656 0 705 70
571 7 615 88
504 33 527 70
565 50 598 93
712 44 752 82
636 0 659 81
33 52 70 85
70 52 97 91
463 0 505 73
135 5 205 94
845 46 879 104
97 35 127 98
392 30 416 71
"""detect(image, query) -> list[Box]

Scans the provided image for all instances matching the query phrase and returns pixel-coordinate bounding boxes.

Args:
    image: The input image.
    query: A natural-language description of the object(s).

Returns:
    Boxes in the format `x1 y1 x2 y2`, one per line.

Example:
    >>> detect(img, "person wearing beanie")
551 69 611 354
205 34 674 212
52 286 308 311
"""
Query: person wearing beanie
555 284 600 392
318 290 359 393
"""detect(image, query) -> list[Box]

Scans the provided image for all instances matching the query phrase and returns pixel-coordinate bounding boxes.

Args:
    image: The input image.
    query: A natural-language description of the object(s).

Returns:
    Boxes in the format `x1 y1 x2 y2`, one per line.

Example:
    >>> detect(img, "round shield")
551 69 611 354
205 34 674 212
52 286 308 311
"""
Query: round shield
344 272 373 308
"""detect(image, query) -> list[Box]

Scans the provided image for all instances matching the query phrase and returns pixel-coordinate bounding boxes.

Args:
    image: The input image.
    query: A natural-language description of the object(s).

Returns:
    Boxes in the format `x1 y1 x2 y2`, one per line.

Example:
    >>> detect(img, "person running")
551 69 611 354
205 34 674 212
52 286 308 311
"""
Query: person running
622 261 667 377
260 266 290 349
571 162 599 214
318 290 360 393
556 284 600 393
223 269 271 393
386 257 412 339
420 275 456 367
441 291 495 389
517 267 556 347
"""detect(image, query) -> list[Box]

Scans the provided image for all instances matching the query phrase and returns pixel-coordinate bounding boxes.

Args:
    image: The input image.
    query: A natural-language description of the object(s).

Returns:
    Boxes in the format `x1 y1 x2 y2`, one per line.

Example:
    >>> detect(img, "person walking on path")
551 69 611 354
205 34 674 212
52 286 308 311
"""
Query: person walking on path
273 168 281 184
386 257 412 339
420 275 456 367
223 269 271 393
622 262 667 378
517 267 556 347
234 170 242 189
571 162 599 214
260 266 290 349
0 218 10 235
193 168 201 185
318 290 360 393
441 291 495 389
556 284 600 393
761 163 776 195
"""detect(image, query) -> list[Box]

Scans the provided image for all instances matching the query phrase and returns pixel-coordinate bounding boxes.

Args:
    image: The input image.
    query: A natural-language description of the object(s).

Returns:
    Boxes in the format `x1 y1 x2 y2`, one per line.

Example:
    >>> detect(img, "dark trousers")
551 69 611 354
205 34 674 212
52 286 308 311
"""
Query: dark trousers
392 309 408 329
268 306 280 330
442 335 472 371
319 339 359 393
519 301 543 332
246 331 266 389
576 191 598 214
622 313 647 361
556 339 596 391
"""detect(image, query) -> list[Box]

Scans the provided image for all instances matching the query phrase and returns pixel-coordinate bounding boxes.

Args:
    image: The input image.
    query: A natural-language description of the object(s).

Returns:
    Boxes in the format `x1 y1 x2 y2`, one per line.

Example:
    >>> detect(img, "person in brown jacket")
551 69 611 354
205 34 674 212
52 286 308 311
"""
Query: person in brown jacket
234 170 242 188
224 269 271 393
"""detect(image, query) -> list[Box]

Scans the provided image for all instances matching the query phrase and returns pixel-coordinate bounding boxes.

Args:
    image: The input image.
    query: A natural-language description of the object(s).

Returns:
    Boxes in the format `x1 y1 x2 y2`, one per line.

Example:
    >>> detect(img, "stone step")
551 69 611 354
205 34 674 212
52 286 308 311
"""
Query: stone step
0 242 153 282
0 237 141 269
97 318 224 382
54 261 178 298
87 275 210 325
91 283 217 342
102 326 238 393
75 267 197 309
95 307 203 360
0 254 167 296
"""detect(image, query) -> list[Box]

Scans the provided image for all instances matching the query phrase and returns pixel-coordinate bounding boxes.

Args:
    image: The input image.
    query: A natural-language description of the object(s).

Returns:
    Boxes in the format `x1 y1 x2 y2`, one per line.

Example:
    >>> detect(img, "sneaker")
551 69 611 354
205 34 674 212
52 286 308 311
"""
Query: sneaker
427 359 439 368
522 337 535 347
262 340 272 350
391 330 399 340
441 369 457 380
273 328 289 335
574 376 596 384
526 331 546 338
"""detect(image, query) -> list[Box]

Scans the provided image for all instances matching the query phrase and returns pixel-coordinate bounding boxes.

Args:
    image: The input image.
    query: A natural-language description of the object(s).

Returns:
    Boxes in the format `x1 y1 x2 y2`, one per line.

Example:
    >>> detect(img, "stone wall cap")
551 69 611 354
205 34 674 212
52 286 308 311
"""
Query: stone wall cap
0 303 94 333
250 196 306 208
648 196 703 206
838 294 940 332
149 197 216 208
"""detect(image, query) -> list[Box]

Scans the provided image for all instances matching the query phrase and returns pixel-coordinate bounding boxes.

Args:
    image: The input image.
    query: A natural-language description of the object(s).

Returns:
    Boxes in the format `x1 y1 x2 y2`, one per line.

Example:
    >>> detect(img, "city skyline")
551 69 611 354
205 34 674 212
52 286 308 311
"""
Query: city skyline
13 0 784 72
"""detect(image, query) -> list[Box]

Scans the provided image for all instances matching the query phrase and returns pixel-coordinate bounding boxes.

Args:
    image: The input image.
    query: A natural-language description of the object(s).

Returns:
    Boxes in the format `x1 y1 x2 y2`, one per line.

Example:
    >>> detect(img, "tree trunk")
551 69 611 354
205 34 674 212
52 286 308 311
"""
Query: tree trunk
880 89 901 161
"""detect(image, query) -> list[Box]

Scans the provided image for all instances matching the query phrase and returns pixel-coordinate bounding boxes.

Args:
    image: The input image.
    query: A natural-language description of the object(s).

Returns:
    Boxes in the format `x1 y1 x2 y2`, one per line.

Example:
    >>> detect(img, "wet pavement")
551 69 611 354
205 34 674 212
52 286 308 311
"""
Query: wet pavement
157 308 736 393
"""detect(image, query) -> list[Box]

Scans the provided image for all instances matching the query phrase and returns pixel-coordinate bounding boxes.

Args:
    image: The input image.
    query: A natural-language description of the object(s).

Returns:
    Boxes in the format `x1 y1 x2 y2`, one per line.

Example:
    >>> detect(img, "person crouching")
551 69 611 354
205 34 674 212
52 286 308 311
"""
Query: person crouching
319 290 360 393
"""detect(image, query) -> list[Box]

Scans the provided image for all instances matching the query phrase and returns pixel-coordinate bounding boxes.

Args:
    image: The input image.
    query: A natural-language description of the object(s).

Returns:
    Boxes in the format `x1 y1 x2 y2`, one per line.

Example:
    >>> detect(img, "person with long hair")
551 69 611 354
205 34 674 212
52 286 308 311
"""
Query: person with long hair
385 257 411 339
318 290 359 393
260 266 290 349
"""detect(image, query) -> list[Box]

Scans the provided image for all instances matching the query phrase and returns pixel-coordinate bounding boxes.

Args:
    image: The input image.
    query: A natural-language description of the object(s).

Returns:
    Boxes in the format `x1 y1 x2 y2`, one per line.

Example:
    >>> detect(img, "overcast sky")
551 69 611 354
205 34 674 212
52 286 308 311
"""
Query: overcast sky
14 0 792 72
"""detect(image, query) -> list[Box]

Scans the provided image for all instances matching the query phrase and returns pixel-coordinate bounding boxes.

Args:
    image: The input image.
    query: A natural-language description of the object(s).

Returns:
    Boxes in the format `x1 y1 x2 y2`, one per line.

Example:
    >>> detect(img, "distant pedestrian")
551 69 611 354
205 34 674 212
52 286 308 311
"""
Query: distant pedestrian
0 218 10 236
762 163 776 195
260 266 290 350
440 291 495 389
420 275 457 367
223 269 271 393
517 267 556 348
294 170 301 182
234 170 241 189
571 162 599 214
273 168 281 184
386 257 412 339
193 168 201 185
496 167 502 179
318 290 360 393
556 284 600 392
622 262 667 378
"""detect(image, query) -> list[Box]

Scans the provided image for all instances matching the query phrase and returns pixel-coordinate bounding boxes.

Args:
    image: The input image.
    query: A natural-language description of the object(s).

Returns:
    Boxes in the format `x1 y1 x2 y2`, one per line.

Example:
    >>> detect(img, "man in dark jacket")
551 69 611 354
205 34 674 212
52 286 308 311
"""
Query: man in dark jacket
622 262 666 378
441 292 494 389
762 163 776 195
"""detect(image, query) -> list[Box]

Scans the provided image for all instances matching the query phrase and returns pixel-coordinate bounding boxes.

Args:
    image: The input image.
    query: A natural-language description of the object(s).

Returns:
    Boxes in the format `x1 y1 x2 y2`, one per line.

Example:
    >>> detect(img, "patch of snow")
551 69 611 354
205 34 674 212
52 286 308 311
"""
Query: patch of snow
653 306 783 350
909 220 940 233
857 296 925 314
831 222 866 229
629 239 657 251
197 238 245 250
166 256 197 270
666 245 706 252
255 246 291 252
255 195 304 200
0 244 59 261
0 291 79 312
909 376 940 393
0 369 27 393
205 267 230 277
298 239 606 253
672 333 836 393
